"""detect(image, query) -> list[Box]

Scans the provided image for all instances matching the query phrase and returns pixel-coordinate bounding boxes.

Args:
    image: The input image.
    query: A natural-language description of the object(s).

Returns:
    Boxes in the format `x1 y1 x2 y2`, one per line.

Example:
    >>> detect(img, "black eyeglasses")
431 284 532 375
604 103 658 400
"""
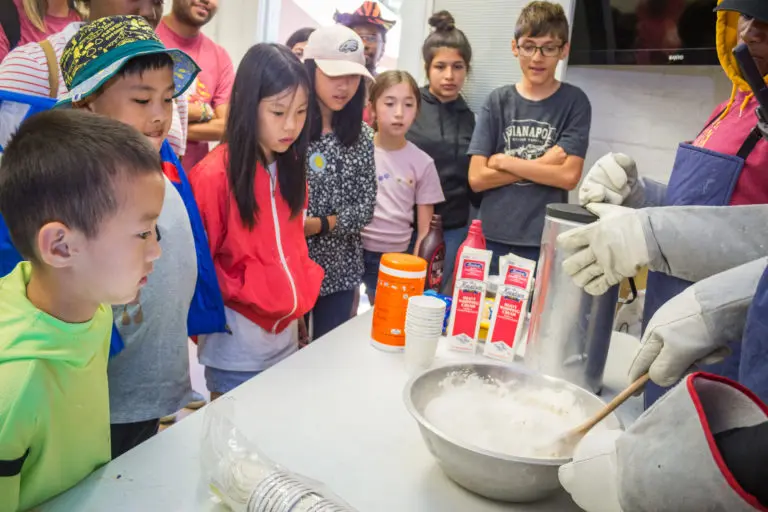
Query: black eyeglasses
518 43 564 58
156 225 162 242
358 34 379 44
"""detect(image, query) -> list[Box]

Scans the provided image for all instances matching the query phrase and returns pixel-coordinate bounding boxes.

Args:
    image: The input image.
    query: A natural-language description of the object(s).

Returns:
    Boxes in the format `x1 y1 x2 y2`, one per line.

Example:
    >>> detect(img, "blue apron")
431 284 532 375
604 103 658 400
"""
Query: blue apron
739 265 768 403
641 117 763 408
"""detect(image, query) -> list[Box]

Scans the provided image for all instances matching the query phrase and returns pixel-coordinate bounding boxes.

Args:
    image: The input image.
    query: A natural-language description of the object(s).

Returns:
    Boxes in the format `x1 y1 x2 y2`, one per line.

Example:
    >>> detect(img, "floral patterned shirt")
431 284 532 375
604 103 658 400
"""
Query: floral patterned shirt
306 123 377 296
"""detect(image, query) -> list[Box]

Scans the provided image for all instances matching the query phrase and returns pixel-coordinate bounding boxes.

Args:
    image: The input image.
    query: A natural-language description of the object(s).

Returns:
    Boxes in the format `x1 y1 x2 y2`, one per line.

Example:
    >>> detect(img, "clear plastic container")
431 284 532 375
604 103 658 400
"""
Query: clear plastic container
201 397 357 512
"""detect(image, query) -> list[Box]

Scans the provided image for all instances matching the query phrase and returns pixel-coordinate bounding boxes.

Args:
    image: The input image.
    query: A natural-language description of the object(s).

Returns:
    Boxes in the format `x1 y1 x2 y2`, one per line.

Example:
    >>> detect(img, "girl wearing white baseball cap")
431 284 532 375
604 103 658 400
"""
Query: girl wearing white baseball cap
302 25 377 340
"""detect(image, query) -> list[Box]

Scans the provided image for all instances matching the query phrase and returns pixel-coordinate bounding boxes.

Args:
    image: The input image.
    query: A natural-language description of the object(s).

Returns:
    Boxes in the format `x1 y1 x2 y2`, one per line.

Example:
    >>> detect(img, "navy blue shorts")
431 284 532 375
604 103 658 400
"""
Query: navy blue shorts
204 366 262 395
363 249 384 300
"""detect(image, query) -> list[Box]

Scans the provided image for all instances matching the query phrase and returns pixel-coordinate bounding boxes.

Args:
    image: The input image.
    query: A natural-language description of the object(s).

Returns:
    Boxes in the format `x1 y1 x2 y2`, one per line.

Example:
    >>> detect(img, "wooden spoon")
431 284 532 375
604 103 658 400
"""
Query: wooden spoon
537 373 650 458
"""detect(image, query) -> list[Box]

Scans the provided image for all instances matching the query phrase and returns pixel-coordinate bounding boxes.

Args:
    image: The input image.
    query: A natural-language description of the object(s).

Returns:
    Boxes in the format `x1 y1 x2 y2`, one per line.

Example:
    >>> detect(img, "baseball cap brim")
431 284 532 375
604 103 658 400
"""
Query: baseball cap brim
714 0 768 23
56 48 199 108
315 58 374 81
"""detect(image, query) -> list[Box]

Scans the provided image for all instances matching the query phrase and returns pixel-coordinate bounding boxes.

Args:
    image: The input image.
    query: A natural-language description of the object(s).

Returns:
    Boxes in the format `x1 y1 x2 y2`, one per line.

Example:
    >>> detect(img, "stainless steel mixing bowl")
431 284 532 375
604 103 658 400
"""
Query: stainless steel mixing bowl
403 362 623 503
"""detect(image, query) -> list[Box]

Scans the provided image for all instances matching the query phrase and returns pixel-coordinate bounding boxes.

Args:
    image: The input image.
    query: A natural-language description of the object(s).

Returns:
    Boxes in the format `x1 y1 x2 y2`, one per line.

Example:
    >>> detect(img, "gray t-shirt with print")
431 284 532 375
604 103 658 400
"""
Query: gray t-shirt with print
468 83 591 246
108 175 197 424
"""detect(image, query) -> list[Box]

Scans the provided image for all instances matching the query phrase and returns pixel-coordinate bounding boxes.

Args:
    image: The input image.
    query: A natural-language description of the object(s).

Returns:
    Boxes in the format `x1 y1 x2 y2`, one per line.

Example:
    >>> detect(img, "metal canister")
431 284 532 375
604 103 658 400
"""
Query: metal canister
524 204 620 394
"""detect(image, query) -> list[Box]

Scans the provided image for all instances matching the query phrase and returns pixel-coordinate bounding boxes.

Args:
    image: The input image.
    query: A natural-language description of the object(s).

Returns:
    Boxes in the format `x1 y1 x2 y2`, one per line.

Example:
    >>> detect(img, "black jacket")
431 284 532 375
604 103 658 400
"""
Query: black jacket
407 87 479 230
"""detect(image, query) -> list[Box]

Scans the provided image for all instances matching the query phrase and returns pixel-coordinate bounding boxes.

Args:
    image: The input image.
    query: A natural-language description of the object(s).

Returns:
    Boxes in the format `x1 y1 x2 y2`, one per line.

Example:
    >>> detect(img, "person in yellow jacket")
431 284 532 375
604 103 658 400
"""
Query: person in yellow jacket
0 110 163 511
573 0 768 410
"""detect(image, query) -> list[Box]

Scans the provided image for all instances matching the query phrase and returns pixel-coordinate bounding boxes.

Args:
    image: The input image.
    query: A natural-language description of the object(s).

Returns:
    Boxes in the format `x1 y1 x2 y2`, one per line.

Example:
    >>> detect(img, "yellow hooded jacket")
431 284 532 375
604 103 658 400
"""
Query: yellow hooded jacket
692 0 768 205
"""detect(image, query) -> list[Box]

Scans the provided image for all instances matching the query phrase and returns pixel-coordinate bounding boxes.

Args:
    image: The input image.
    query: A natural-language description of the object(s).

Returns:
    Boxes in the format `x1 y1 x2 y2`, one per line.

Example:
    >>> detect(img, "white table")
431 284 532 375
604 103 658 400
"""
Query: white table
41 312 641 512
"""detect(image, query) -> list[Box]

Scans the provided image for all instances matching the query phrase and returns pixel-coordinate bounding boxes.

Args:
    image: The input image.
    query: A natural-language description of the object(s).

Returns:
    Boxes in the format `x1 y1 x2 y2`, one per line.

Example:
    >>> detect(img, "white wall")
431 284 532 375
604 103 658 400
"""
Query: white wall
567 65 732 185
396 0 432 80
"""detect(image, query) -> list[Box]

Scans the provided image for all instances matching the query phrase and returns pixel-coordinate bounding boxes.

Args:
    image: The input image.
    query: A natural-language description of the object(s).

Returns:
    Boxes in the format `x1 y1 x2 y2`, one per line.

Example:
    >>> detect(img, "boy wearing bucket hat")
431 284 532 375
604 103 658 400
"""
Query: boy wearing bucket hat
334 1 395 76
55 15 226 457
0 0 190 157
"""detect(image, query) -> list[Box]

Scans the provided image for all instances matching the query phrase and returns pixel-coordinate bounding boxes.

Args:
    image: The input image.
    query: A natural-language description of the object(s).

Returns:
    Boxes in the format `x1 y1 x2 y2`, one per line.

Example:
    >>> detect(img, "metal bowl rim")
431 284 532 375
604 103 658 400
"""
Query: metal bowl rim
402 361 624 466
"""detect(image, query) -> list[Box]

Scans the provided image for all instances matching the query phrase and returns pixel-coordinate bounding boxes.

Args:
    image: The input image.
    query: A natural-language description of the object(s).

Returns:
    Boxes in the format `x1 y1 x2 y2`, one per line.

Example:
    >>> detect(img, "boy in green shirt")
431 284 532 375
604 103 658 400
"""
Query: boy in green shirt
0 109 165 511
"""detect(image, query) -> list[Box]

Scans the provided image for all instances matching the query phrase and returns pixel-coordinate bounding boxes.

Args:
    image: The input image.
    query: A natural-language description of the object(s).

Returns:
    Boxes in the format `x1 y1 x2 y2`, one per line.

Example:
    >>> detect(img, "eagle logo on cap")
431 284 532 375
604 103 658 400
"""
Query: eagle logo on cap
339 39 359 53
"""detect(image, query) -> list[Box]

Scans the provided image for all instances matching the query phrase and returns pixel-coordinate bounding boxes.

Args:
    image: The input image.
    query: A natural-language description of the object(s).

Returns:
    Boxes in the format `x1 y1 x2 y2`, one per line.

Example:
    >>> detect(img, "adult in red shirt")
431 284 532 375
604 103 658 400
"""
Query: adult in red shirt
575 0 768 409
0 0 81 62
157 0 234 171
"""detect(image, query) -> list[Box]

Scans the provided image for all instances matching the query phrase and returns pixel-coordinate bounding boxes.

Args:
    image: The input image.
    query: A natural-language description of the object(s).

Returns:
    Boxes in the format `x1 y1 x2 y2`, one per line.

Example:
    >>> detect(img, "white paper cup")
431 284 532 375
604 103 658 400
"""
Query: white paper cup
405 327 442 337
405 329 442 338
267 479 307 512
405 318 443 331
404 333 440 375
290 494 324 512
406 312 444 323
406 316 444 326
408 295 446 310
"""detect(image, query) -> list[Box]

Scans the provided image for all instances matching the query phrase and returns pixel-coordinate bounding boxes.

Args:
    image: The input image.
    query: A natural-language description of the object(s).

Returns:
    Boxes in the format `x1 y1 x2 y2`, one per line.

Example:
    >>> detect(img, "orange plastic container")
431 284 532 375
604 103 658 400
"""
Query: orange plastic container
371 253 427 351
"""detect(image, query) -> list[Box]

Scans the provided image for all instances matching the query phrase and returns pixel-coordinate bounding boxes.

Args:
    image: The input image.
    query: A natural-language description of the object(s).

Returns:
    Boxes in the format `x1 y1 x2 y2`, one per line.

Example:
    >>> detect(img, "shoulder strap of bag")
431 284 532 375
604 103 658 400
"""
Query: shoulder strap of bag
0 0 21 49
697 106 727 136
39 39 59 99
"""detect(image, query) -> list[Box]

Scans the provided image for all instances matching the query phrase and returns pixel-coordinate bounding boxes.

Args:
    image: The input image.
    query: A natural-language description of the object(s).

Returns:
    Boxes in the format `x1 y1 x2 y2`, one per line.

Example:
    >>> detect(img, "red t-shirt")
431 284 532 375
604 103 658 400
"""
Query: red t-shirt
156 20 234 171
0 0 80 62
693 90 768 206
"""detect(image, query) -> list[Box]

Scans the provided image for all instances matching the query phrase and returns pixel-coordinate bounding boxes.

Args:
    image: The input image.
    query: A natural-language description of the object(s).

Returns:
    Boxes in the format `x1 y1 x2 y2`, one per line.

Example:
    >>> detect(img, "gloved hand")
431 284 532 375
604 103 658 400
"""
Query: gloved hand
579 153 642 207
629 286 730 387
558 203 652 296
558 428 623 512
628 257 767 387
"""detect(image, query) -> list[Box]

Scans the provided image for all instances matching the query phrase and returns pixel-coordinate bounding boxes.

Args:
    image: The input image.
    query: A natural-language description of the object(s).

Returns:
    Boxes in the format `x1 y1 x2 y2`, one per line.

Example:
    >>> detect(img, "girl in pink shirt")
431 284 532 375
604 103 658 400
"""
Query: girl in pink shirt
0 0 81 62
361 70 445 303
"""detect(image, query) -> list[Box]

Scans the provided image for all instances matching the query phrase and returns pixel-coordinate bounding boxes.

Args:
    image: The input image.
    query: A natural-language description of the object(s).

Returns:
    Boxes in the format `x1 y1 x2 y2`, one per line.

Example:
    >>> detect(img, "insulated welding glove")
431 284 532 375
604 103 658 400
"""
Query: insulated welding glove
560 373 768 512
628 258 767 387
557 428 623 512
557 203 652 296
578 153 645 207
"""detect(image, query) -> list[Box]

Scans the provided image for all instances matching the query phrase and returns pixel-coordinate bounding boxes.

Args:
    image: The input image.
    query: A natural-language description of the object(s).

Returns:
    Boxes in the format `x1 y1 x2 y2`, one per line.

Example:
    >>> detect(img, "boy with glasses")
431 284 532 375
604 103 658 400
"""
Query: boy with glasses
468 0 592 274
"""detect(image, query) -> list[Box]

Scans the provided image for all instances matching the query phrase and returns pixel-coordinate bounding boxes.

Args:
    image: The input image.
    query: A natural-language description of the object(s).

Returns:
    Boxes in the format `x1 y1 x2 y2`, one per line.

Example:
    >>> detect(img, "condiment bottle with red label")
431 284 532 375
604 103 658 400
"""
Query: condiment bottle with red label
451 219 487 293
417 214 445 292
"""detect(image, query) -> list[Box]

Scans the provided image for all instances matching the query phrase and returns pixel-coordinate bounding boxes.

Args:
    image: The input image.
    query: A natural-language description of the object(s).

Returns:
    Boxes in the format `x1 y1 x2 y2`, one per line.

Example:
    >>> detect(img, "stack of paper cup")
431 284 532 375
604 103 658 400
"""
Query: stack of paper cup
404 295 447 375
246 469 353 512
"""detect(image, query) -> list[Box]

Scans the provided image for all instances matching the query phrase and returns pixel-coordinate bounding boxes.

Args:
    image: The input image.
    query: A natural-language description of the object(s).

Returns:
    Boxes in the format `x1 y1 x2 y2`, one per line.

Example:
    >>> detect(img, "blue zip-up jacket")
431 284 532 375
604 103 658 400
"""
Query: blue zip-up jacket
0 139 226 357
159 140 227 338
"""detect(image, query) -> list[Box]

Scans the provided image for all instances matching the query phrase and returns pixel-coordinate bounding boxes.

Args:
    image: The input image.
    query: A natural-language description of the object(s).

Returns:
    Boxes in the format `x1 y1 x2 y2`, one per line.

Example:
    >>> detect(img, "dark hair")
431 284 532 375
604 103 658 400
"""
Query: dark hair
0 110 161 261
224 43 310 229
286 27 315 49
422 11 472 74
304 59 366 147
117 52 175 79
514 1 570 44
369 70 421 119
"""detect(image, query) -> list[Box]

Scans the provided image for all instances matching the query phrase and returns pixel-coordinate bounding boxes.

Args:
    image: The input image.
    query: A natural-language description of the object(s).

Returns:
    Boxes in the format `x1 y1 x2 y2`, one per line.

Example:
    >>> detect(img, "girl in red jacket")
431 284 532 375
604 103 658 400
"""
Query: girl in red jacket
190 43 324 399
